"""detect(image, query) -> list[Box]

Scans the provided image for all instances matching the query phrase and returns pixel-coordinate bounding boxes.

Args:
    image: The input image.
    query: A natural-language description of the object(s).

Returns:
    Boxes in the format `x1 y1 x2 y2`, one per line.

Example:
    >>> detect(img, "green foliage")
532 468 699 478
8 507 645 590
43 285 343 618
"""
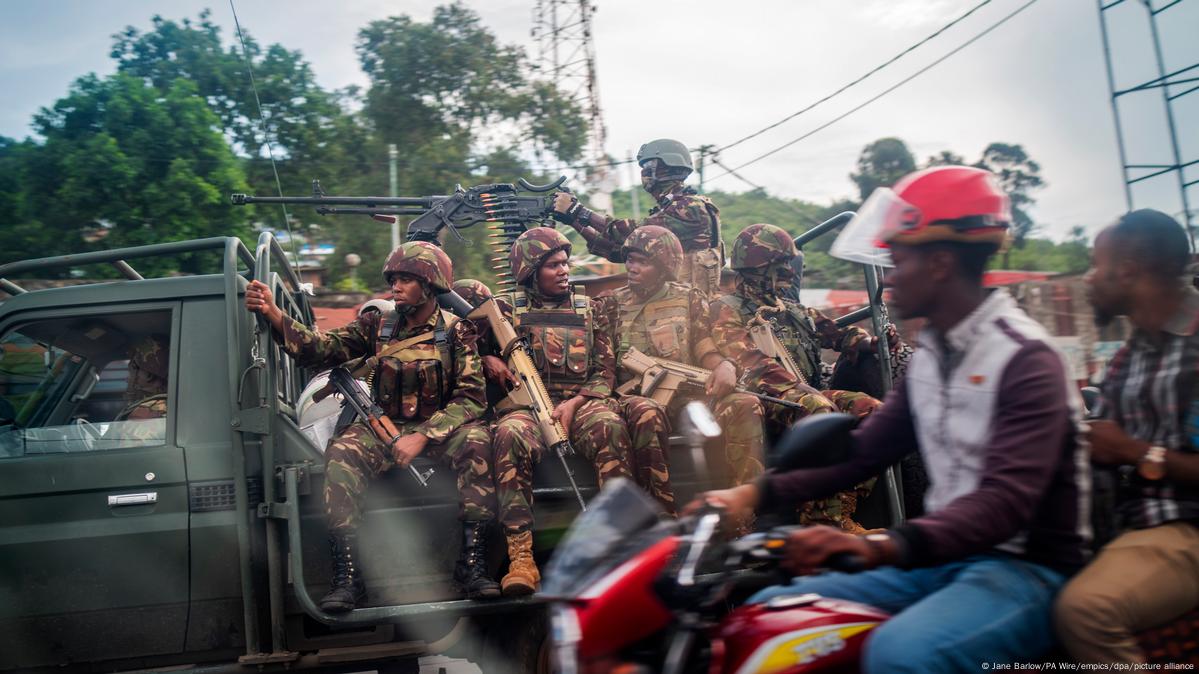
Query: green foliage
332 276 370 293
850 137 916 201
1 73 251 277
972 142 1045 260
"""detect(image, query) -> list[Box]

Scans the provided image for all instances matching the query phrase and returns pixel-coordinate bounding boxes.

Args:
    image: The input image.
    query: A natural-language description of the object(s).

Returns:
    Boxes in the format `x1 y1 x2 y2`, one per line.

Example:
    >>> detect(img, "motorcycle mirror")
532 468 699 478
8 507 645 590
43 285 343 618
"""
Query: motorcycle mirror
769 413 856 473
679 401 720 481
1080 386 1100 417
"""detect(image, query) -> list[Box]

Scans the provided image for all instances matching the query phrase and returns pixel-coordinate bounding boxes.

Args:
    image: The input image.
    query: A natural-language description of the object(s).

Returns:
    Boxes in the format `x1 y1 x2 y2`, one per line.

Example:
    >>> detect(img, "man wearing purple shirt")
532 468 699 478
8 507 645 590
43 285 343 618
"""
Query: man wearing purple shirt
698 166 1091 674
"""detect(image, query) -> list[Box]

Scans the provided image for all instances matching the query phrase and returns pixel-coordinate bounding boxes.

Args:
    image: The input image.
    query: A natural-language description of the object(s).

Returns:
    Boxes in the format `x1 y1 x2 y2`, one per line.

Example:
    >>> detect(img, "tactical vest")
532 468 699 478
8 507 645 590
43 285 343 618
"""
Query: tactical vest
369 310 457 422
650 190 721 252
507 290 593 400
718 295 823 388
613 283 693 368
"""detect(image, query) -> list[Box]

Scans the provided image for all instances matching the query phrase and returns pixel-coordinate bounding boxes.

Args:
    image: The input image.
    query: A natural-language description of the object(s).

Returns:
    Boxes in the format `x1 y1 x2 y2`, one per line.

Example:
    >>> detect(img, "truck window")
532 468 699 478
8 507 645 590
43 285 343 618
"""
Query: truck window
0 310 172 458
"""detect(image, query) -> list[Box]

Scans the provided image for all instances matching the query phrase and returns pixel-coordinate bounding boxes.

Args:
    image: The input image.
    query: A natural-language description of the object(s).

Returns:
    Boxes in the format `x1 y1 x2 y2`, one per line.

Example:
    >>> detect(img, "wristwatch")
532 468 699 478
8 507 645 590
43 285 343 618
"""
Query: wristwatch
1137 445 1167 481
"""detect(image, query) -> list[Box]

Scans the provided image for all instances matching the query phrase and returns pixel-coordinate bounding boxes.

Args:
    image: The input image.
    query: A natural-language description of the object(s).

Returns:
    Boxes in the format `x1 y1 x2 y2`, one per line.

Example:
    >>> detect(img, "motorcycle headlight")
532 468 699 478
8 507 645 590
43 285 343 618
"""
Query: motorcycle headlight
551 604 582 674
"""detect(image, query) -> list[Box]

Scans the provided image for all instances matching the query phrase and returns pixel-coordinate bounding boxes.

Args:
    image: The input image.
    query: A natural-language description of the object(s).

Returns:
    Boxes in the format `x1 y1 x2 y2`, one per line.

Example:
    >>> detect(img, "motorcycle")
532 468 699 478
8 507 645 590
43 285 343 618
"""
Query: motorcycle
542 414 890 674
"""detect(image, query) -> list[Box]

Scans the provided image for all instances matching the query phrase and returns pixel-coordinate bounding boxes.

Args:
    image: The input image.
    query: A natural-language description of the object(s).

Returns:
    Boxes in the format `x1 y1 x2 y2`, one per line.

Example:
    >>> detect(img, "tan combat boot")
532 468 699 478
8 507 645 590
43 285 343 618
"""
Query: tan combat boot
501 530 540 596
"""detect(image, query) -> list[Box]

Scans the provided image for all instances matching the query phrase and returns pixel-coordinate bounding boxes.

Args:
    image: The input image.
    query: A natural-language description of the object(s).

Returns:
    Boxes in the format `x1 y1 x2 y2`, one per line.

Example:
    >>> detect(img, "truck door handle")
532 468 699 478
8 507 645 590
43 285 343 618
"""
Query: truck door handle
107 492 158 507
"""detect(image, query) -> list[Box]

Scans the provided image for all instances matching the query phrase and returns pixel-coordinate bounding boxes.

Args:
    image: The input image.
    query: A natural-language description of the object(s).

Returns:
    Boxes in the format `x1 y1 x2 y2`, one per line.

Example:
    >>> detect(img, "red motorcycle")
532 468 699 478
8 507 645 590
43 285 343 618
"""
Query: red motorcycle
541 413 887 674
541 478 887 674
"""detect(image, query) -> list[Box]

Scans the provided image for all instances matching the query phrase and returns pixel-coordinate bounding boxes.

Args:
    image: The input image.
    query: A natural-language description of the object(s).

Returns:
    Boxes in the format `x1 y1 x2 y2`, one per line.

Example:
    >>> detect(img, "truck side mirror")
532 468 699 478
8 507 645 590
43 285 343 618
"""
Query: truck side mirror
769 413 856 473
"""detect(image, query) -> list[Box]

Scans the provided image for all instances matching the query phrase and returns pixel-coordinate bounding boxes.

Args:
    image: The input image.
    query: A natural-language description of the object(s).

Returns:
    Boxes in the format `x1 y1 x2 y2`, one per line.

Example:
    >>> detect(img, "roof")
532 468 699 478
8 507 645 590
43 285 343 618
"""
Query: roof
983 270 1055 286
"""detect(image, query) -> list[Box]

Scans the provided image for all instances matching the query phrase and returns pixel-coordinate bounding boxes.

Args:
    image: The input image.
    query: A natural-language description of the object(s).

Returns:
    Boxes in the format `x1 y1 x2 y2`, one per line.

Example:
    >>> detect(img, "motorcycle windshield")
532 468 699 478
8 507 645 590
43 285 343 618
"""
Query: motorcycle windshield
541 478 669 599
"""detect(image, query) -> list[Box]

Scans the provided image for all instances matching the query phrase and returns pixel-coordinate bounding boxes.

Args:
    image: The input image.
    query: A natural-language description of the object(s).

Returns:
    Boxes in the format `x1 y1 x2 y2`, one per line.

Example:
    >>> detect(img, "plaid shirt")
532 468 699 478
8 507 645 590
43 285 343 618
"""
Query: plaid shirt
1100 287 1199 529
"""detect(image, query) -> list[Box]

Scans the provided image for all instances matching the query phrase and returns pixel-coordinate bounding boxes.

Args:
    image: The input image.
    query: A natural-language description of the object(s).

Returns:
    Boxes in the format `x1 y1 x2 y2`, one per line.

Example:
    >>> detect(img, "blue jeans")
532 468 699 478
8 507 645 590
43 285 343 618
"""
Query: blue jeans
748 554 1066 674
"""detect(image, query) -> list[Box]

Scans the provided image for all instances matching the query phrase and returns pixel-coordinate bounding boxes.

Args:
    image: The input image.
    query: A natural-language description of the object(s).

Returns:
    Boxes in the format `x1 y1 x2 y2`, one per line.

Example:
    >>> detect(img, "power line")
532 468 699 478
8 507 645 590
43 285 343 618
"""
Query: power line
229 0 297 260
716 0 994 155
708 156 823 227
708 0 1042 184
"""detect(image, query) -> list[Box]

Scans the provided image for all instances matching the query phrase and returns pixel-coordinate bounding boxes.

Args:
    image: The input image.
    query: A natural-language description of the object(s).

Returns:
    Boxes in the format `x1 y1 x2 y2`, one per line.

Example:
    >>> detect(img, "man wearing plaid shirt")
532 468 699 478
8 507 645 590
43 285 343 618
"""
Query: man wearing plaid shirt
1055 209 1199 664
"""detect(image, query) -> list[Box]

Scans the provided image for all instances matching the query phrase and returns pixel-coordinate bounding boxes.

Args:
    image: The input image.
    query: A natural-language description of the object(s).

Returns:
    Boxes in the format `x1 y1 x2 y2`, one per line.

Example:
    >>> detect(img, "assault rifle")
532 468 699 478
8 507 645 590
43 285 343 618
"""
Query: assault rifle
461 296 588 511
617 346 817 412
231 176 567 244
747 312 810 386
327 366 435 488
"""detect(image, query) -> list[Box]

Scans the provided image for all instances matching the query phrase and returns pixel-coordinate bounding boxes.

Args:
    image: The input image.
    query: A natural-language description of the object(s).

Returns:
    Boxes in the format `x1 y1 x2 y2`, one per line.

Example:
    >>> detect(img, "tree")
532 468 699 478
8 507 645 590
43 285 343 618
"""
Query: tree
111 11 369 197
355 3 586 169
973 142 1044 266
850 137 916 201
2 74 252 276
924 150 966 167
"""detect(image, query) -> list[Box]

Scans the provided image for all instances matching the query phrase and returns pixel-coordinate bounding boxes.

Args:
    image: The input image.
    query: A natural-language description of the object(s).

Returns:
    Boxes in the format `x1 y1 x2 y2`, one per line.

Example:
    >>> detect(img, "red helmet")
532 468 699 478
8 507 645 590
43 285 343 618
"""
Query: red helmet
831 166 1011 266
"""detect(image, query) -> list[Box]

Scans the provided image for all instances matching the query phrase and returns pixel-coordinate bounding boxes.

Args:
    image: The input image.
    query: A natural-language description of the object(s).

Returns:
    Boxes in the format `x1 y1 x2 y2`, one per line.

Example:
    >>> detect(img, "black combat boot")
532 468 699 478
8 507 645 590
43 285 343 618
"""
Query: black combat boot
319 531 366 613
454 520 501 599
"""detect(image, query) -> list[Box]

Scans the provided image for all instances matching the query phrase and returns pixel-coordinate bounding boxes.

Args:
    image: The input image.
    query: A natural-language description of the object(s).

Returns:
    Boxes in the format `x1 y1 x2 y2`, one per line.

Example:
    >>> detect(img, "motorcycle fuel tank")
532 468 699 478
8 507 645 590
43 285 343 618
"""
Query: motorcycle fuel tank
716 594 889 674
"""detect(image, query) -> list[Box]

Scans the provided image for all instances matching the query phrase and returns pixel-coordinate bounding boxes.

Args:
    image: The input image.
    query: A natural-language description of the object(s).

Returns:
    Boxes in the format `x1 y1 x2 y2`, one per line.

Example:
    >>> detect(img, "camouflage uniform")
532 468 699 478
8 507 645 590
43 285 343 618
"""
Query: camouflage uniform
562 140 724 295
598 225 765 493
278 242 500 608
486 228 633 534
715 224 883 531
281 304 494 530
585 182 723 295
111 336 170 445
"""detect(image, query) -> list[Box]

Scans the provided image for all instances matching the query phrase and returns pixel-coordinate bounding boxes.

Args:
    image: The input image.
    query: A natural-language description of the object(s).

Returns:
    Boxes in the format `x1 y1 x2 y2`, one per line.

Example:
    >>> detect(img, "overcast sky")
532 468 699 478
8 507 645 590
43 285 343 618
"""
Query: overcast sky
2 0 1196 240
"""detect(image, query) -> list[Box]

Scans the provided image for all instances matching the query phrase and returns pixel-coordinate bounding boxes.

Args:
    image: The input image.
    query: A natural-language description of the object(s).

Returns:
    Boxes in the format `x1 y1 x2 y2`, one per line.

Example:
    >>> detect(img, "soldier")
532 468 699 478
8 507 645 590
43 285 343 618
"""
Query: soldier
116 335 169 422
552 139 724 295
714 223 889 533
483 227 634 596
599 225 828 492
244 241 500 611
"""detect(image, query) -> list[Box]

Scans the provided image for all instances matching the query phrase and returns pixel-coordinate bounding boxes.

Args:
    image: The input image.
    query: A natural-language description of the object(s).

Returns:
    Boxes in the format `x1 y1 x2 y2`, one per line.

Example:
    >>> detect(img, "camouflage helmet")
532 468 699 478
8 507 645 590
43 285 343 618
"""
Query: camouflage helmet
128 335 169 381
636 139 693 172
381 241 453 292
510 227 572 285
452 278 493 308
731 223 798 270
622 225 685 281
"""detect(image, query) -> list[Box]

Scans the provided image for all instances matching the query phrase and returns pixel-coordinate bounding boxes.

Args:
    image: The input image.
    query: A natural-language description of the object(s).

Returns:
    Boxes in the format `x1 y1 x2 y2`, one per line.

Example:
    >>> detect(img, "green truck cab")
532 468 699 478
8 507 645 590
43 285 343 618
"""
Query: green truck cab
0 234 733 674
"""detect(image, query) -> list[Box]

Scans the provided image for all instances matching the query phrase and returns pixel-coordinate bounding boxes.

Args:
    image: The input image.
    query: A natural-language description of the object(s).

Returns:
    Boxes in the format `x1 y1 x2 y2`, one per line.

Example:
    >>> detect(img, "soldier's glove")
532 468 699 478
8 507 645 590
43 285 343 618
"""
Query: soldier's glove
550 194 593 228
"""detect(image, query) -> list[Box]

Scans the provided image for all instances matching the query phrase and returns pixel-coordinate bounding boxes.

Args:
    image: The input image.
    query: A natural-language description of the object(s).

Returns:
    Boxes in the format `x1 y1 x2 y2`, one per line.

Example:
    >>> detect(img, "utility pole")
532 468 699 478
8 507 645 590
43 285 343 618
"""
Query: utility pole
388 144 399 250
696 144 715 192
627 150 640 220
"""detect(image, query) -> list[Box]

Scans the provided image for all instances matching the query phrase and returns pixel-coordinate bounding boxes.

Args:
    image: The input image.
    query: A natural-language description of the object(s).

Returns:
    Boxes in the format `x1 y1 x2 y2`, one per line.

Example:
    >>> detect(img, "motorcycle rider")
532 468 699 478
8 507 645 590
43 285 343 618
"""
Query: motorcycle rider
696 166 1091 673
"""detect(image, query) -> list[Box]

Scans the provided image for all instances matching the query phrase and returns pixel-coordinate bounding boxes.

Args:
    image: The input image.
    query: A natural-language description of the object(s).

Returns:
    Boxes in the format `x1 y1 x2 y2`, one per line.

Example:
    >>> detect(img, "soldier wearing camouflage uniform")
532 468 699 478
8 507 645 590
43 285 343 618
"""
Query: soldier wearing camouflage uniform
714 224 886 533
245 242 500 611
116 335 169 422
482 227 634 596
598 226 788 492
553 139 725 295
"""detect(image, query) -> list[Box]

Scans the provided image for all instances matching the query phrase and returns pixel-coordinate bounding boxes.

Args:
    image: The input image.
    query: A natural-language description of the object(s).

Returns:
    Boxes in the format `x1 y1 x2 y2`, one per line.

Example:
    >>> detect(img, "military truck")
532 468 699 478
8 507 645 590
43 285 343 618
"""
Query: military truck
0 233 745 674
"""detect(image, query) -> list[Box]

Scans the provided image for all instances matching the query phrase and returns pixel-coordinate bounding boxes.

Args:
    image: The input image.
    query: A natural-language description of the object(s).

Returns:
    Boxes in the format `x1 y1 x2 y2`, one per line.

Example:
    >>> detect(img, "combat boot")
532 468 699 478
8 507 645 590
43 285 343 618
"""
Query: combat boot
454 521 501 600
501 529 540 597
319 531 366 613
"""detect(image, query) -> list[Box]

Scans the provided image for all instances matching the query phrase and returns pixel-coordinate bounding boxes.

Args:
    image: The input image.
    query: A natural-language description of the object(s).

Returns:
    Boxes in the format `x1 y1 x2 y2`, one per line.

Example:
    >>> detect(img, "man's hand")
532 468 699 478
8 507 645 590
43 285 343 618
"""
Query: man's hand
781 526 892 575
390 432 428 469
552 395 586 433
683 483 760 531
551 192 584 229
245 280 285 333
553 192 575 214
705 359 738 399
1086 420 1147 466
482 355 518 389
